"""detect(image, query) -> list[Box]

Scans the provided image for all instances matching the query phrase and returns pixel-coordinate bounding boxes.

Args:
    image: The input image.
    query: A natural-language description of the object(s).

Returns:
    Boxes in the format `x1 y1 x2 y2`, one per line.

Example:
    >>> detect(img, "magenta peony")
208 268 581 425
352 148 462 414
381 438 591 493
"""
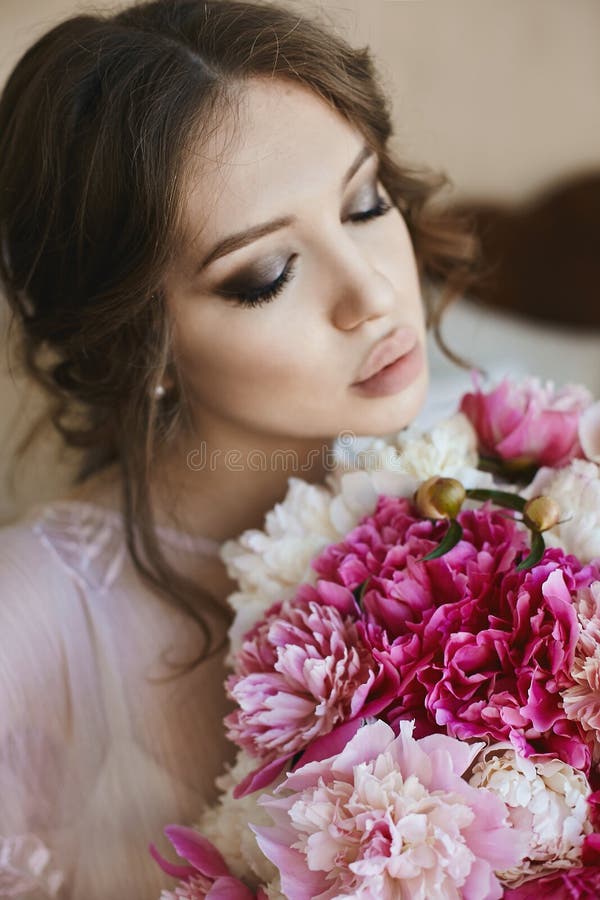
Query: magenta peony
418 551 591 768
312 495 529 641
253 720 527 900
503 866 600 899
459 374 592 469
311 495 598 767
150 825 263 900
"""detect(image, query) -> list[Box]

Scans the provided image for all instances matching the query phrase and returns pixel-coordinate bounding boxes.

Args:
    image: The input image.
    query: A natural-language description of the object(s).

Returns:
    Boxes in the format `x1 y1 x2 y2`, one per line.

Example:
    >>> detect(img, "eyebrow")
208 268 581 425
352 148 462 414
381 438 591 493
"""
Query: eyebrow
197 143 375 272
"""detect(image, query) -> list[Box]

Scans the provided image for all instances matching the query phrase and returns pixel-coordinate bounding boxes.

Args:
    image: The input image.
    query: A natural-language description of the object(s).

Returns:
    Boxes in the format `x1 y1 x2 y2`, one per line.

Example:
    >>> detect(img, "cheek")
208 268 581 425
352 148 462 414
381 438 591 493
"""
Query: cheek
393 222 426 328
175 310 308 393
388 217 422 291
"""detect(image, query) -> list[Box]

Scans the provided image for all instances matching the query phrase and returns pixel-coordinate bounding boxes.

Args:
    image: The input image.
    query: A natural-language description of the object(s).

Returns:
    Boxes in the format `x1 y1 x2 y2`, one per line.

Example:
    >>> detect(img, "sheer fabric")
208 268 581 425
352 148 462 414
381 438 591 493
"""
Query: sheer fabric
0 499 235 899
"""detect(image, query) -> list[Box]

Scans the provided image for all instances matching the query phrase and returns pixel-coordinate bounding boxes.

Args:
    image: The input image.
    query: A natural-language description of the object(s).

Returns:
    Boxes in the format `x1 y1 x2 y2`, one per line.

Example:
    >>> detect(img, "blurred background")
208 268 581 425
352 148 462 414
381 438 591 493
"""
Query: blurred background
1 0 599 520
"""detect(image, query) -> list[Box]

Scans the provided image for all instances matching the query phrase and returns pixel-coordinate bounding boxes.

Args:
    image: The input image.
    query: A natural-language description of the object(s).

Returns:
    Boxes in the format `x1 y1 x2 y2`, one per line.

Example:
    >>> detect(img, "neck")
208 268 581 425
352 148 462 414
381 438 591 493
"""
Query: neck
151 423 336 544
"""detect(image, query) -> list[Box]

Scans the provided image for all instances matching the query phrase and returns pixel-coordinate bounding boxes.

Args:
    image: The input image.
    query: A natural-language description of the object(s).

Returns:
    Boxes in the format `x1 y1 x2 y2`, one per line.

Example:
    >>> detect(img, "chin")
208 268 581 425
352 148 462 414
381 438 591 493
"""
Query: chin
351 369 429 436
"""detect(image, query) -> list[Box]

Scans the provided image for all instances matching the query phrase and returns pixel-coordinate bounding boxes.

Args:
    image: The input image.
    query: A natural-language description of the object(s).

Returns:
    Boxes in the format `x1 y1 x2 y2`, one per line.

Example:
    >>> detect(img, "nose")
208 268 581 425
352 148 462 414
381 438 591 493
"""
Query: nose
324 231 398 331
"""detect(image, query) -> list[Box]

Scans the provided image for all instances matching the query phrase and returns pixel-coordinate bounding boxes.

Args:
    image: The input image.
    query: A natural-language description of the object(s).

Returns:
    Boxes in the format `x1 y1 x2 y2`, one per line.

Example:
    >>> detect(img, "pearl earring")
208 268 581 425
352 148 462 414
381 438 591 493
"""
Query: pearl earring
154 383 166 399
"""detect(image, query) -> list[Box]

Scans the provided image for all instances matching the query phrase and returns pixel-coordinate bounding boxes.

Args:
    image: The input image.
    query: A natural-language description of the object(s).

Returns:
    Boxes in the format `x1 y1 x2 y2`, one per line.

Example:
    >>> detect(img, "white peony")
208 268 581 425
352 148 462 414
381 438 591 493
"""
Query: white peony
328 413 490 488
325 413 494 534
325 467 418 535
579 400 600 463
220 478 338 596
524 459 600 562
220 478 340 660
468 743 592 885
394 412 483 480
194 749 277 888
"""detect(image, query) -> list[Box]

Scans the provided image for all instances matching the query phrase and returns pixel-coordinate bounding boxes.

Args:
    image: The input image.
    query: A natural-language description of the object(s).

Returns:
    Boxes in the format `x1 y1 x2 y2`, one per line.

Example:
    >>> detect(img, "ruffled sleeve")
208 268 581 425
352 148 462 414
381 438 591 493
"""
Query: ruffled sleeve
0 542 72 898
0 500 230 899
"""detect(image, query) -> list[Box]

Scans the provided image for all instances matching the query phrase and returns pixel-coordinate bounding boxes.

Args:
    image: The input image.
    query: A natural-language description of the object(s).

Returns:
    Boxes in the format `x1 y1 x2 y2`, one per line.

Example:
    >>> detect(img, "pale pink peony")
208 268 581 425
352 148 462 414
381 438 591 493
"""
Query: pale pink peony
563 655 600 749
225 592 398 797
503 792 600 897
459 373 592 469
563 582 600 754
468 744 592 885
150 825 262 900
253 720 527 900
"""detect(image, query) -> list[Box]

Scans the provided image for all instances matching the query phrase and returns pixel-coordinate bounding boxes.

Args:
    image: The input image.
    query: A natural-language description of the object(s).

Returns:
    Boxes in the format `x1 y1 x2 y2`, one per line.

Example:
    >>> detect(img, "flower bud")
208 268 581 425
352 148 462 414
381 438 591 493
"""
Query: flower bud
523 495 561 532
414 476 466 520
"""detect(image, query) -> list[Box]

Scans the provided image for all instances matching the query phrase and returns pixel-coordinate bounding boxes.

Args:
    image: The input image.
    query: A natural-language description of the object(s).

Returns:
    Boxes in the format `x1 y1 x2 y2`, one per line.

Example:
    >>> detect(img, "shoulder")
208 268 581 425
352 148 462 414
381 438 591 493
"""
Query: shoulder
0 515 74 738
0 510 77 669
0 499 128 597
0 521 82 900
0 504 119 748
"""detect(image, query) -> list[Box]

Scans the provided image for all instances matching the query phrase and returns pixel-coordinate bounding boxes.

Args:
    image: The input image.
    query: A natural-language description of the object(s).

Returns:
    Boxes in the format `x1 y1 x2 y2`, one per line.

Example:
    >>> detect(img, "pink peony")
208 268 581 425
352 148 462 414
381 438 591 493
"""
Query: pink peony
150 825 263 899
225 593 398 797
563 582 600 751
503 866 600 899
311 495 598 768
459 373 592 469
253 720 527 900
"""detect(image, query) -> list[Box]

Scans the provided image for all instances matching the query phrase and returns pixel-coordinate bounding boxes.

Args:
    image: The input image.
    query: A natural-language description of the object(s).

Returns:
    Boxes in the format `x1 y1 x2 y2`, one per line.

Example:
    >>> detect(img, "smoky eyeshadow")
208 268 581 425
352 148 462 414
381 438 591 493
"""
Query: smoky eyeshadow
217 258 287 295
212 176 383 295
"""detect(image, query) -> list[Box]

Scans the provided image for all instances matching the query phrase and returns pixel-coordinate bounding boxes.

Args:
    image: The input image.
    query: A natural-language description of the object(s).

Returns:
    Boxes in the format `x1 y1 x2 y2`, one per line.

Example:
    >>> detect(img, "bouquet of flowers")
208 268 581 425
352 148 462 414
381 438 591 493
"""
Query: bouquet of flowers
151 375 600 900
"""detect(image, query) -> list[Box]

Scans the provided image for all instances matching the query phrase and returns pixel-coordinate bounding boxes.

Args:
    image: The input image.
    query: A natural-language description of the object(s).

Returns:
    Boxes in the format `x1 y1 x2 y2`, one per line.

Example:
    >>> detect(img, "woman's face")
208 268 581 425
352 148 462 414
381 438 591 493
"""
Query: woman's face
165 76 428 446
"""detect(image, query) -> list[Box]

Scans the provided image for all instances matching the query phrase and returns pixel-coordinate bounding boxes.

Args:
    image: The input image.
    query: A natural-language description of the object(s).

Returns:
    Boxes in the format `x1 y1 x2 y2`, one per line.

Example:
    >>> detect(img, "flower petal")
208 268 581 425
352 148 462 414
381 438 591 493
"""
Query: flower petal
163 825 230 879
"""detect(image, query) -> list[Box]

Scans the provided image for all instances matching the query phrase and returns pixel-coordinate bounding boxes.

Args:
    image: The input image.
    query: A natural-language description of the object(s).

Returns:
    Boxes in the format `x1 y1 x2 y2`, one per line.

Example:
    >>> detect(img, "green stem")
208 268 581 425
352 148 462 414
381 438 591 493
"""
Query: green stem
422 518 463 561
466 488 527 513
516 531 546 572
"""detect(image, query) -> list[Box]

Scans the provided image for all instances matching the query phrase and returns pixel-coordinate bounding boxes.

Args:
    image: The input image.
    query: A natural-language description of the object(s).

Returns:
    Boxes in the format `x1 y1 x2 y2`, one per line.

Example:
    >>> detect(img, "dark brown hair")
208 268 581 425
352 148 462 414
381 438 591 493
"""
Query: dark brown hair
0 0 480 664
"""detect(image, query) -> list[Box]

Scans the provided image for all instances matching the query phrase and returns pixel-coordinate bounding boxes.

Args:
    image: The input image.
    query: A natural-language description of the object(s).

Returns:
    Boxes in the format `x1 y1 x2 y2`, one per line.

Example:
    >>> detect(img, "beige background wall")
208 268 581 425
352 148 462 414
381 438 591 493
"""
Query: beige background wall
2 0 599 200
1 0 599 522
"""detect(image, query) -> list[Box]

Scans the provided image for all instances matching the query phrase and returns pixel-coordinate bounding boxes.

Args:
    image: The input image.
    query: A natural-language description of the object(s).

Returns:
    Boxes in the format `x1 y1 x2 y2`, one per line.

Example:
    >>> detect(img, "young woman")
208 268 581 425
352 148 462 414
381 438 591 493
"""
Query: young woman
0 0 476 896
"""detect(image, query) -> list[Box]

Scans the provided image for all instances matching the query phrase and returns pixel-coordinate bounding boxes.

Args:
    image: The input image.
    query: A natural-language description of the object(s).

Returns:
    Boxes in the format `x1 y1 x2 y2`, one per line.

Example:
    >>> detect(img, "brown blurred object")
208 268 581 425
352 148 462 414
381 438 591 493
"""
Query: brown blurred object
452 170 600 328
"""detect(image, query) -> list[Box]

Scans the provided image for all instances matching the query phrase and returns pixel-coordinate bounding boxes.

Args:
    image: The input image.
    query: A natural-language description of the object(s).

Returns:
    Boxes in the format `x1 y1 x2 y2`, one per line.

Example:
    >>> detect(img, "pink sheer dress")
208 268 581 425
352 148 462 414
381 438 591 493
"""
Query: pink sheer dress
0 492 236 899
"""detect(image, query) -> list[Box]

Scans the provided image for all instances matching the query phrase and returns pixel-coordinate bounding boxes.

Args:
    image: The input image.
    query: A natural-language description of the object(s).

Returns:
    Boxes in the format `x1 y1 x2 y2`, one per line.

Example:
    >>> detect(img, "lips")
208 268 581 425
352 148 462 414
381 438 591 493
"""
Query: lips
352 326 418 385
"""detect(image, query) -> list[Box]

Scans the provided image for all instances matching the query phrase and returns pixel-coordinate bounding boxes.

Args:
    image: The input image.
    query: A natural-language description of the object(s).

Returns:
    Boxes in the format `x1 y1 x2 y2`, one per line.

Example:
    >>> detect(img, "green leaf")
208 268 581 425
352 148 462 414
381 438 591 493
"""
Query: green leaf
466 488 527 512
352 576 371 607
422 519 463 561
516 530 546 572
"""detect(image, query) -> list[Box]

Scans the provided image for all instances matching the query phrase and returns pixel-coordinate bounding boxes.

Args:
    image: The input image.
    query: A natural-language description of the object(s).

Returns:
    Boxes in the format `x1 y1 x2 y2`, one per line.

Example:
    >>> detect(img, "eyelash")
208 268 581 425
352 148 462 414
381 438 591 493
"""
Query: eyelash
226 195 394 308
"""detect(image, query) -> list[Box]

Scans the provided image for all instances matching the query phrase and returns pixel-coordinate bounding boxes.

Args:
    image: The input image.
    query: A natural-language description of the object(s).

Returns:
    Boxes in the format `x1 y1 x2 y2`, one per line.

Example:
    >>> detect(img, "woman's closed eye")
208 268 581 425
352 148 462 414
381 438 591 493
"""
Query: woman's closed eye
218 192 394 309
